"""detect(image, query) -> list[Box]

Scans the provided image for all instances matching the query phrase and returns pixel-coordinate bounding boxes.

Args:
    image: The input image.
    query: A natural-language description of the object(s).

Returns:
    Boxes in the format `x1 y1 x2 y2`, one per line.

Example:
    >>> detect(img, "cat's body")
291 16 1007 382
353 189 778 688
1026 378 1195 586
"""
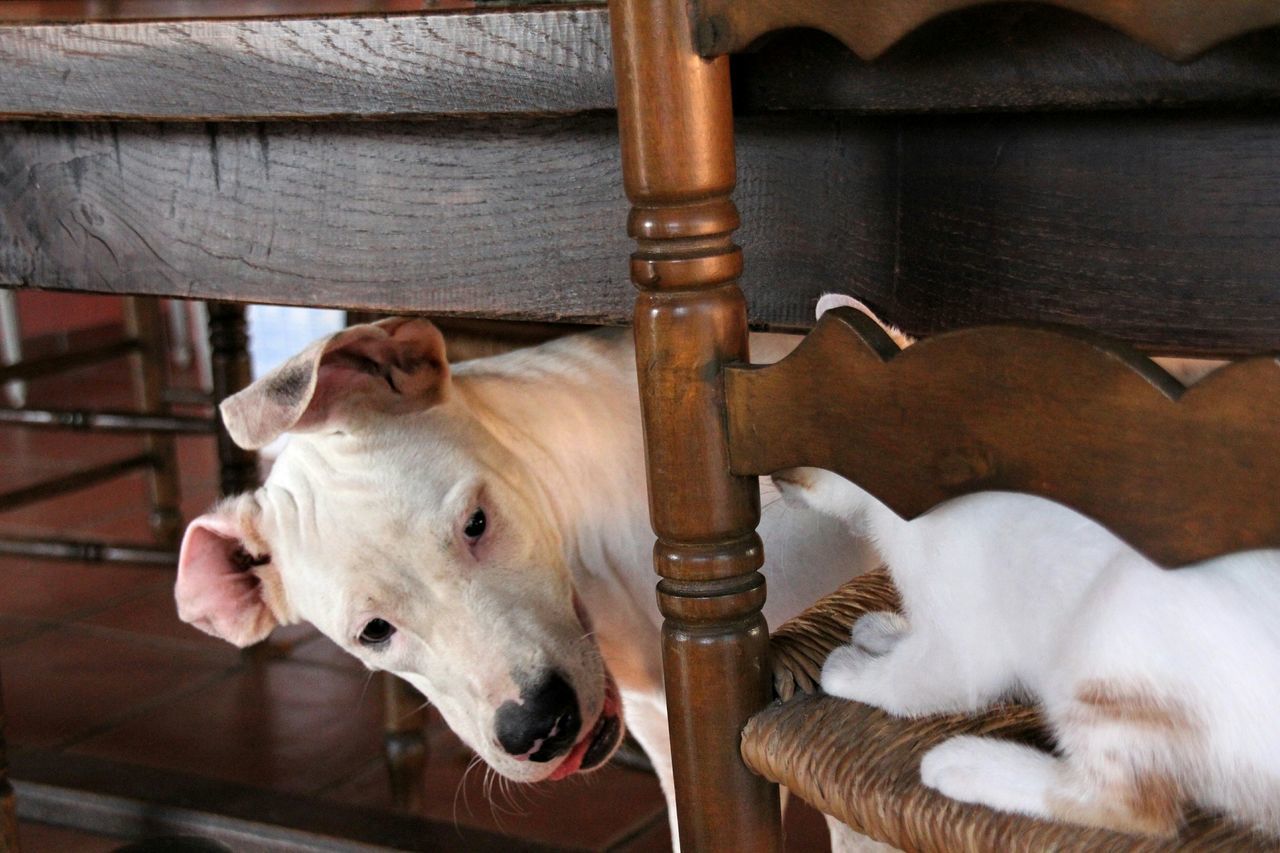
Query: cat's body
775 295 1280 839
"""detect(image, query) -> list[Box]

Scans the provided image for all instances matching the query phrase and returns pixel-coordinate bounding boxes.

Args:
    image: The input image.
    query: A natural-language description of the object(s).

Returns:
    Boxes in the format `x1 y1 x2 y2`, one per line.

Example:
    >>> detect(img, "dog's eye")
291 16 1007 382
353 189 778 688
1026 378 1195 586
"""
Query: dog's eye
359 618 396 647
463 508 487 541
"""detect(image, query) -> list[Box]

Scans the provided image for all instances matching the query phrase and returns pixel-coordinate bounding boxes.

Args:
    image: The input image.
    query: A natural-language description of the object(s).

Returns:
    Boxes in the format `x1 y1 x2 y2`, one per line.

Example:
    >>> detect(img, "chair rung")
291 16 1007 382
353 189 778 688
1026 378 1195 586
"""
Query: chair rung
0 536 176 566
0 339 140 384
162 387 215 408
0 453 156 511
751 571 1273 851
0 407 215 434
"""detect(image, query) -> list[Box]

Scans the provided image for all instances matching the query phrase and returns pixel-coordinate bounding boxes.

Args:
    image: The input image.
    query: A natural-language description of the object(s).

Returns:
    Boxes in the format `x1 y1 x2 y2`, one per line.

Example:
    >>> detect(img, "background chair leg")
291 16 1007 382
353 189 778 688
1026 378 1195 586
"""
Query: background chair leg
166 299 193 369
123 297 182 549
0 291 23 408
610 0 782 848
1 669 19 852
205 302 257 497
382 675 429 812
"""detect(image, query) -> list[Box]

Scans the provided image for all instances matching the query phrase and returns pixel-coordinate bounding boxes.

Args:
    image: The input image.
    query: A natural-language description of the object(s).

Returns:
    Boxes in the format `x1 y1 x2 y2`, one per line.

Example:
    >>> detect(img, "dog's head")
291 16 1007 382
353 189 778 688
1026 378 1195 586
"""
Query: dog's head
176 318 622 782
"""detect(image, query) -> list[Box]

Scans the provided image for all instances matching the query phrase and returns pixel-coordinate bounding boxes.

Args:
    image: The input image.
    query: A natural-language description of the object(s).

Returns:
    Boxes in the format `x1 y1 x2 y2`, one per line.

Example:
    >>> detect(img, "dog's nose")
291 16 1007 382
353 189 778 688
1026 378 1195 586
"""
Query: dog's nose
495 671 581 762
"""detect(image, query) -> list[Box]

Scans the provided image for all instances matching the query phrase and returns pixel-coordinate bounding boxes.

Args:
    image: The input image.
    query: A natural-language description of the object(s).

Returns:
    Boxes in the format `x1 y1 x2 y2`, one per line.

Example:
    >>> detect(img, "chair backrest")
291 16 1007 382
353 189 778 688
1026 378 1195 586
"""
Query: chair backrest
727 306 1280 568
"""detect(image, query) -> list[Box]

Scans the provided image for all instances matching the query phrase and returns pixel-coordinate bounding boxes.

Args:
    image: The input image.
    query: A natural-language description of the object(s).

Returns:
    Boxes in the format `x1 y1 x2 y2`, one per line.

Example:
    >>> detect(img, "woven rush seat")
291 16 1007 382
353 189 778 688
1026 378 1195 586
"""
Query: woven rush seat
748 569 1277 852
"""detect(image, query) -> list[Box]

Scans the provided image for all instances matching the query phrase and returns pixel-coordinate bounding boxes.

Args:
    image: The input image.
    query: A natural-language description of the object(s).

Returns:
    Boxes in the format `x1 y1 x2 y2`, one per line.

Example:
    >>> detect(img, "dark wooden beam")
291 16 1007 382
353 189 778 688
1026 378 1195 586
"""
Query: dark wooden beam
0 8 615 121
2 112 1279 354
2 5 1280 121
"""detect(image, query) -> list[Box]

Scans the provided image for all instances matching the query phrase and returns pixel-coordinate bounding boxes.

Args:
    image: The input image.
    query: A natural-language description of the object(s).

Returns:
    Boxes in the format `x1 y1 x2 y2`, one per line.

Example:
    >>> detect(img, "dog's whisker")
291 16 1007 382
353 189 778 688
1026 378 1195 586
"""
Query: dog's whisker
498 776 531 817
355 670 377 711
453 752 485 826
481 766 522 827
397 697 432 726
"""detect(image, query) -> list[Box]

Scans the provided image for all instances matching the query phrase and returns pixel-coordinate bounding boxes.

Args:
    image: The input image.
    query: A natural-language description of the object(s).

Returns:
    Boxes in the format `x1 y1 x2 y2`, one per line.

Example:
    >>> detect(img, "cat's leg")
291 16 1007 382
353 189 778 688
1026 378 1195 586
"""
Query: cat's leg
921 735 1183 837
821 621 992 716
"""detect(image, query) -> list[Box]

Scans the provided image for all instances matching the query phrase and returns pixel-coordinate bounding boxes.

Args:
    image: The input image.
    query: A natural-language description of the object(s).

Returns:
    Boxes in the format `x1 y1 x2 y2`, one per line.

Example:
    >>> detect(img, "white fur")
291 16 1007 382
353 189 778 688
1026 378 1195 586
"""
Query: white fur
775 294 1280 838
181 324 878 849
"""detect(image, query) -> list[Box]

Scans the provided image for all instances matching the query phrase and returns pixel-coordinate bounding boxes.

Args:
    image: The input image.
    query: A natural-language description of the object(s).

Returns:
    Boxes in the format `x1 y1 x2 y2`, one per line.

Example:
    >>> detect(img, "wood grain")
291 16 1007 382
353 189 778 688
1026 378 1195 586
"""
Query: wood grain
0 8 615 120
694 0 1280 61
2 113 1278 354
726 307 1280 567
0 0 486 24
4 6 1280 120
882 112 1280 357
0 115 892 329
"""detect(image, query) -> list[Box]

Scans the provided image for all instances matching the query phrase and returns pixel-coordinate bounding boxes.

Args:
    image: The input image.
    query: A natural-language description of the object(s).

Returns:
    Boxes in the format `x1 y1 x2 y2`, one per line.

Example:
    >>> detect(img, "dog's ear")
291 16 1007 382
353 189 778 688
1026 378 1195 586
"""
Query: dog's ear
221 317 448 449
816 293 915 350
175 507 282 648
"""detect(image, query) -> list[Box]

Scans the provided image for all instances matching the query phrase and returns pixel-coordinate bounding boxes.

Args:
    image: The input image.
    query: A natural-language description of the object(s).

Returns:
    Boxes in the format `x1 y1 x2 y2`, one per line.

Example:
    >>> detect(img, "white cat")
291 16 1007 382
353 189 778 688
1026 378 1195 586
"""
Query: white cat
773 294 1280 839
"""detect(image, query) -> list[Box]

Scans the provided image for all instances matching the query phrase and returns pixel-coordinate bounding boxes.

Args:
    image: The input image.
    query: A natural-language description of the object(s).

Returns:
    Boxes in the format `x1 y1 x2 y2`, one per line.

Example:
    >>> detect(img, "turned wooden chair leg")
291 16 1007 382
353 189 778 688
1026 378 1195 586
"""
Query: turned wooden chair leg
1 670 19 852
382 675 429 811
611 0 781 849
123 297 183 549
206 302 257 496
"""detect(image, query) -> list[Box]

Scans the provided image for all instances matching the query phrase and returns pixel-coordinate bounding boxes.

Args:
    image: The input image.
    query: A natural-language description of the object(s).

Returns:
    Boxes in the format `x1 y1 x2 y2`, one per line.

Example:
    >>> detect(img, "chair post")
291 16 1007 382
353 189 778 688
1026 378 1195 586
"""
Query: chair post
1 669 18 852
610 1 782 849
381 674 429 811
123 297 182 548
206 302 257 497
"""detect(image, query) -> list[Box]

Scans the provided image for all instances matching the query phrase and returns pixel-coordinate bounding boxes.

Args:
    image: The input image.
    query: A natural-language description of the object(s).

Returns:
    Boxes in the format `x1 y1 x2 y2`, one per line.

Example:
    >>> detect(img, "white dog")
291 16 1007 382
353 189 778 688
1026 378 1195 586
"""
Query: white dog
174 318 874 846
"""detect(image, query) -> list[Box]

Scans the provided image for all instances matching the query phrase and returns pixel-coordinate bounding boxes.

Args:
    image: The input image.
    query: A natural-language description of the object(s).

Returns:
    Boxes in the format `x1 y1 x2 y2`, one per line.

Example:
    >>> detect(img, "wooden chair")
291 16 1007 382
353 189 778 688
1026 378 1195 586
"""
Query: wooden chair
0 299 254 850
0 299 257 563
607 1 1280 850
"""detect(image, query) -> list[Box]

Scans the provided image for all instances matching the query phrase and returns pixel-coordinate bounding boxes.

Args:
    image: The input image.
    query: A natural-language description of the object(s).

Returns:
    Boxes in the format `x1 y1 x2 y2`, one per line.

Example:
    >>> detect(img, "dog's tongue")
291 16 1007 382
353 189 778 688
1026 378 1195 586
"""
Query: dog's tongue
547 674 621 781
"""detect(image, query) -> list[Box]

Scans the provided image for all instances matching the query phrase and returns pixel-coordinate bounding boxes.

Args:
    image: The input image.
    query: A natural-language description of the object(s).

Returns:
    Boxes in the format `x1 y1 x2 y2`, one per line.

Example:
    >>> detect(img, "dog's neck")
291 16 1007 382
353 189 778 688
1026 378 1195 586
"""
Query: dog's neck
458 333 655 558
450 331 662 678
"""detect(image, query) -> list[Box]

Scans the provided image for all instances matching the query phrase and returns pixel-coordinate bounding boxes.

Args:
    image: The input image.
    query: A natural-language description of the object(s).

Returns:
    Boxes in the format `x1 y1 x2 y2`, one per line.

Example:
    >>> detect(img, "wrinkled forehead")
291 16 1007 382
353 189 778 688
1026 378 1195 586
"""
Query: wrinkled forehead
269 424 480 502
254 432 473 621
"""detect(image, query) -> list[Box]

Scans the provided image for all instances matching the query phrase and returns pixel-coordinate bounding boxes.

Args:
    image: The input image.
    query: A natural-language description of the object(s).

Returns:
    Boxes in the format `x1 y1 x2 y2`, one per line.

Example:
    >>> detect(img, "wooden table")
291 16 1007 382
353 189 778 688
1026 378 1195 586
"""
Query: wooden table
2 1 1280 847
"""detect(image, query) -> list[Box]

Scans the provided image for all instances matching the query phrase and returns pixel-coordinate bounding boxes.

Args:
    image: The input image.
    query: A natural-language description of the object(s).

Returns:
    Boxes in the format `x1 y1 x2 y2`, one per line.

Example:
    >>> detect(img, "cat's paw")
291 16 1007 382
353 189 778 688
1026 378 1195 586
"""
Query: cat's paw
820 642 877 698
920 737 992 802
850 611 908 656
920 736 1057 817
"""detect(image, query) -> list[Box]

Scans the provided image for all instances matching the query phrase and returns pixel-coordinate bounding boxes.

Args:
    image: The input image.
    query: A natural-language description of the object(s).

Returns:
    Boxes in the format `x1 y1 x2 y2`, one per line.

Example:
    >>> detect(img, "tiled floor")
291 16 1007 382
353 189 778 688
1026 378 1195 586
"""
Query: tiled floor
0 313 829 851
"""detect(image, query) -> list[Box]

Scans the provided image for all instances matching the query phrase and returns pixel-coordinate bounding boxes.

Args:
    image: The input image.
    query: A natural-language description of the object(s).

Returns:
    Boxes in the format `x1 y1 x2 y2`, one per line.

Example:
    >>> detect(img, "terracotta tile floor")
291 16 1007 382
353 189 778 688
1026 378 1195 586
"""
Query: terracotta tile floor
0 317 829 851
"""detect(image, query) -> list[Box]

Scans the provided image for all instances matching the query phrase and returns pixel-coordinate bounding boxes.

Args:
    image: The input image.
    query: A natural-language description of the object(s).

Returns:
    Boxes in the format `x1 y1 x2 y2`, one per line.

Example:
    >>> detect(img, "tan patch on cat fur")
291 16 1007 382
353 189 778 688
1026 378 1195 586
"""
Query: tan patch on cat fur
1049 771 1183 838
772 469 817 490
1071 680 1199 737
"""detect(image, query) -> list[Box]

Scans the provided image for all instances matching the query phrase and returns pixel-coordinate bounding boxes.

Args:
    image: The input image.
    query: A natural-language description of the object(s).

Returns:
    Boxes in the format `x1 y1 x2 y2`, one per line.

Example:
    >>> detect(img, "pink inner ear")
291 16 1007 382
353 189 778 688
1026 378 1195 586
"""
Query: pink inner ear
175 515 276 648
292 358 390 433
